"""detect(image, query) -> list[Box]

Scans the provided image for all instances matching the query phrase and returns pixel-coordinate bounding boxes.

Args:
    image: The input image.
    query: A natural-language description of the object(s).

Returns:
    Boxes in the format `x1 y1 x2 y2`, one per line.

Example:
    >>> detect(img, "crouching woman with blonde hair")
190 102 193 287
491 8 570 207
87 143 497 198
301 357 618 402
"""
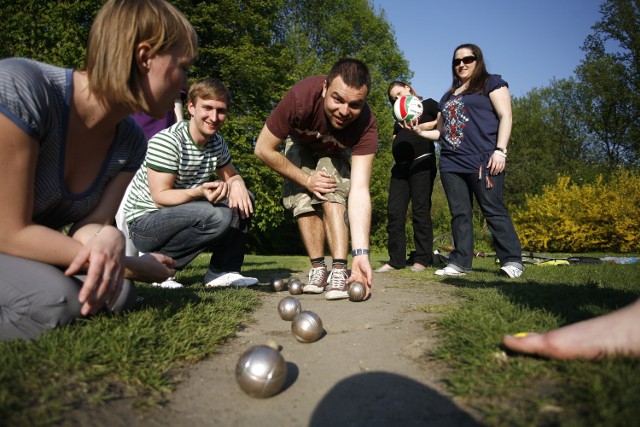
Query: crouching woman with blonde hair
0 0 198 341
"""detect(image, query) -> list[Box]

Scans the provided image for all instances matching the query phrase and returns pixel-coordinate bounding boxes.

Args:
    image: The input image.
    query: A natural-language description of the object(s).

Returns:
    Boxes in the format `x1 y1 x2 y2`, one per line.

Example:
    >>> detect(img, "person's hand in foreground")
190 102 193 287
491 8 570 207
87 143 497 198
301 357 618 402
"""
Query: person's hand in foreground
65 226 126 316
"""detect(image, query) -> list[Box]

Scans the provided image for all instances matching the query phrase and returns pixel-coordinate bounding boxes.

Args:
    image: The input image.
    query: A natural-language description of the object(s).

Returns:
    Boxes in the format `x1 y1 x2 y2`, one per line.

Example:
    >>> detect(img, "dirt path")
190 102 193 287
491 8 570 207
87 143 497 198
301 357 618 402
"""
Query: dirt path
64 272 482 426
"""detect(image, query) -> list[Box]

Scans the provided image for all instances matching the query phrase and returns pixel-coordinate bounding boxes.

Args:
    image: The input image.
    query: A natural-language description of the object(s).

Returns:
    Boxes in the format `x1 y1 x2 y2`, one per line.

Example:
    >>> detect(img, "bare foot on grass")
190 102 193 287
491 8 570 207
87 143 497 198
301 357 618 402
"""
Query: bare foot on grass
374 264 395 273
503 299 640 360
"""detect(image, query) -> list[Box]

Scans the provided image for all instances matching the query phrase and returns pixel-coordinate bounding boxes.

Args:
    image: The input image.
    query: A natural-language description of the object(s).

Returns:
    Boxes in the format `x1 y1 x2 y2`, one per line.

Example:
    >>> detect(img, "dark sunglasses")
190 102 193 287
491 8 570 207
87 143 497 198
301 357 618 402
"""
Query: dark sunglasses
452 55 477 66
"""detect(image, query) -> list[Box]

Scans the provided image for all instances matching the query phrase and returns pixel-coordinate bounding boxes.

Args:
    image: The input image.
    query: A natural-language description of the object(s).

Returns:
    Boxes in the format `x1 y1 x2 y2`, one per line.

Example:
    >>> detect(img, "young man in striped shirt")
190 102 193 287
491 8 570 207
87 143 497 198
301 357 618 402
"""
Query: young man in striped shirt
124 78 257 288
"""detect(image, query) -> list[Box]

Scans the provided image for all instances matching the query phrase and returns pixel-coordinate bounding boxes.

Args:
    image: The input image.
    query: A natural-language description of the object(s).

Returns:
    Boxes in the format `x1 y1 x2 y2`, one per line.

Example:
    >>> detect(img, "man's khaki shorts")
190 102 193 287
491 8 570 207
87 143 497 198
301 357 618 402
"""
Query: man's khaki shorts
282 137 351 218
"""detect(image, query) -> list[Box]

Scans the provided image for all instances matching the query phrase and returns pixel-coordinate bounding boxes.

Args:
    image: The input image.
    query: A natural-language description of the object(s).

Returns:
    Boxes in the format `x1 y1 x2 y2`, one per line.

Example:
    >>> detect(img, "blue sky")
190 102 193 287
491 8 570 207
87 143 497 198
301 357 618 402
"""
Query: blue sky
371 0 604 98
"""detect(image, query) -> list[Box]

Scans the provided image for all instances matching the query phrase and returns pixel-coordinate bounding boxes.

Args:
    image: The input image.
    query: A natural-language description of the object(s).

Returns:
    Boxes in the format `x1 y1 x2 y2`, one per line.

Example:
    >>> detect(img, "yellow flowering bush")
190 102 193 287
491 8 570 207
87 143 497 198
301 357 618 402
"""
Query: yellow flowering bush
513 170 640 252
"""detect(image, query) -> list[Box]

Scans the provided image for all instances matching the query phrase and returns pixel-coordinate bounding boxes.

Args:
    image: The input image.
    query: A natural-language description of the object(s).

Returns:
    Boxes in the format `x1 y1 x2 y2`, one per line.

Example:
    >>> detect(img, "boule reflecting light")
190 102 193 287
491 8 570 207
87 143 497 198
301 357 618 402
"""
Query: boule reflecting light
271 278 286 292
235 344 287 398
348 281 366 302
278 296 302 321
291 311 323 343
288 278 303 295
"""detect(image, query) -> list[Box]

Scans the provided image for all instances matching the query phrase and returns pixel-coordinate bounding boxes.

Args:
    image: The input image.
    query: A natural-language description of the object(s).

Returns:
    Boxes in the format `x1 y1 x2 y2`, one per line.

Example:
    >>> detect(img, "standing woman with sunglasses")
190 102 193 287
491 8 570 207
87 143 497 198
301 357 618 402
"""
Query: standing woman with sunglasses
0 0 198 341
434 43 524 278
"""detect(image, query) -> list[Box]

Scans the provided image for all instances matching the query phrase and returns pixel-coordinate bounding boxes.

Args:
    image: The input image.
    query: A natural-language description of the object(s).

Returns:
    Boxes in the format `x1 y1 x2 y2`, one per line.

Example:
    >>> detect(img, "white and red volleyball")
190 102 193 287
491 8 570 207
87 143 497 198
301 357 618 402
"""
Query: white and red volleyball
393 95 423 122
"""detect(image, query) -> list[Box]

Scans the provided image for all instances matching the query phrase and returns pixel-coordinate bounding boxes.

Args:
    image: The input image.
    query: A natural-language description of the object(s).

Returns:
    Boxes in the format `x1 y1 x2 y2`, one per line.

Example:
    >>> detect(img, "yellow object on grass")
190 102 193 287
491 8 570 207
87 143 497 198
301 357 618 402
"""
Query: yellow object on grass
536 260 570 266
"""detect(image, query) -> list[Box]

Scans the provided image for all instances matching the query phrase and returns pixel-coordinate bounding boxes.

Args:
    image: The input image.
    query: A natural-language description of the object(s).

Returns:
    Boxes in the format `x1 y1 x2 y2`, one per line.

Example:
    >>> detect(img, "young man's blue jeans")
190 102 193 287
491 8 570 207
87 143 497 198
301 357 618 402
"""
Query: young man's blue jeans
440 171 522 271
128 200 249 275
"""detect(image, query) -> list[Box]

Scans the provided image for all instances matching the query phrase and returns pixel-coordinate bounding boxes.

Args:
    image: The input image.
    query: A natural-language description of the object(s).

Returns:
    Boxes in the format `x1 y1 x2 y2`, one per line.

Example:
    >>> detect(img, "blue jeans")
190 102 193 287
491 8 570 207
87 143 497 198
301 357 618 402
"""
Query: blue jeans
440 171 522 271
128 200 250 274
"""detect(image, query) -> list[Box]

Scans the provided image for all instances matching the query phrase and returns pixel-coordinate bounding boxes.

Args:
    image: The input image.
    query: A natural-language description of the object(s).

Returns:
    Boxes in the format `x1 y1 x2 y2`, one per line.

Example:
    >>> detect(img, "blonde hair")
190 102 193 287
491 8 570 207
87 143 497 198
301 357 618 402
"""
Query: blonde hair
188 78 231 107
84 0 198 111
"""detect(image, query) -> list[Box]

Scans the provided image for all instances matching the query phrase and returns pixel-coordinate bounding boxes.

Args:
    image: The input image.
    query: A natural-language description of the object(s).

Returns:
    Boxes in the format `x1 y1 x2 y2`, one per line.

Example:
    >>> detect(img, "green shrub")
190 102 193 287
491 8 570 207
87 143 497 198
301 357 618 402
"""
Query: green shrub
513 170 640 252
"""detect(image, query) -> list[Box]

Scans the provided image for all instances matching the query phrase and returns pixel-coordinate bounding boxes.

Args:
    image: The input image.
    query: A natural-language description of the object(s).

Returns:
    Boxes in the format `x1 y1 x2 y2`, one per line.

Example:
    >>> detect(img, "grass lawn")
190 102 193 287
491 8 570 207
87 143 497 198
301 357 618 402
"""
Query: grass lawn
1 252 639 426
417 254 640 426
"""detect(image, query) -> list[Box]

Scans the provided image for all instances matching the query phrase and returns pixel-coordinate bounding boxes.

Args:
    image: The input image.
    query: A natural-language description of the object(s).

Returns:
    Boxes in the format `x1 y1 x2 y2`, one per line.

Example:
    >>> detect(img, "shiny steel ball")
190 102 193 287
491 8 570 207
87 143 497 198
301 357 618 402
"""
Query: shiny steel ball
291 311 324 343
235 344 287 398
278 296 302 321
288 277 302 287
348 281 367 302
271 278 286 292
288 278 303 295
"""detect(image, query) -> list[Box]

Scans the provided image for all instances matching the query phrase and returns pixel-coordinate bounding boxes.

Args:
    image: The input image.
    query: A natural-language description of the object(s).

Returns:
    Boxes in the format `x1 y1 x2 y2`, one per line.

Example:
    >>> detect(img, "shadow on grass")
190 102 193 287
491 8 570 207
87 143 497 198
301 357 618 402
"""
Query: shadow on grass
177 260 306 285
136 286 204 312
438 266 639 324
139 263 308 302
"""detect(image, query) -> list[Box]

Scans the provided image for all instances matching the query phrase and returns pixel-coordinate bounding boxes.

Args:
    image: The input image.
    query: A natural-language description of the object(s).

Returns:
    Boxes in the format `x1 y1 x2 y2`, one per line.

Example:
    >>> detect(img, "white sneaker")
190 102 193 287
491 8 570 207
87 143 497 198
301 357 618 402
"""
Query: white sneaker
434 266 466 276
204 272 259 288
151 277 184 289
325 268 349 300
499 265 524 278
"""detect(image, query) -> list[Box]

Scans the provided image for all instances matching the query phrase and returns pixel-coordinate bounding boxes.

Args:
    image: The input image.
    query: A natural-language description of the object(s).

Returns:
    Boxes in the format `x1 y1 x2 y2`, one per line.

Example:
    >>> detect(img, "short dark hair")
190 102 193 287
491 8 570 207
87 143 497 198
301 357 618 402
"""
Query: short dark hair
327 58 371 93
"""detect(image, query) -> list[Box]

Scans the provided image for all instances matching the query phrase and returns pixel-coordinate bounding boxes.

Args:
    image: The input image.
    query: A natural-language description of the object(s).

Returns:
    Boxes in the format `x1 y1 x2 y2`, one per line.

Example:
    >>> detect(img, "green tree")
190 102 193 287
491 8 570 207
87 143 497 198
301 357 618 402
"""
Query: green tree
508 79 587 207
0 0 412 254
576 49 637 167
579 0 640 162
589 0 640 93
0 0 100 68
174 0 296 252
228 0 411 253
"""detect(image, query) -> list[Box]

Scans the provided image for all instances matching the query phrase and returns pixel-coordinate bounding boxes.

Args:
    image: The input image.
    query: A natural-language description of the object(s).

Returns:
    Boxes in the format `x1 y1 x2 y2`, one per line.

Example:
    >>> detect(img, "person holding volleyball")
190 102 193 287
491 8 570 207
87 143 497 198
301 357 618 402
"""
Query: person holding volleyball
0 0 197 340
376 81 440 273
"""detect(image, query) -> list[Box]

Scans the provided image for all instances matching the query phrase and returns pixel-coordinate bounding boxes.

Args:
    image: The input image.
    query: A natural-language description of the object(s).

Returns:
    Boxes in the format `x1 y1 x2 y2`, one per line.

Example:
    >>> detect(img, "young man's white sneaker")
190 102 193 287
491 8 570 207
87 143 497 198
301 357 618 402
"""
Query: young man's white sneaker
151 277 184 289
204 272 259 288
325 268 349 300
499 264 524 278
434 266 466 276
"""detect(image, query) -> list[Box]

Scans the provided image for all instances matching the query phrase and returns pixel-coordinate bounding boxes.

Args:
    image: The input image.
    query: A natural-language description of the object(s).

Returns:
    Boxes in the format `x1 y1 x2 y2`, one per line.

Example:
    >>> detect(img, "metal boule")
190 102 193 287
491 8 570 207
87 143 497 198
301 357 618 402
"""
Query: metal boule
235 344 287 398
288 277 303 295
348 281 367 302
291 310 323 343
271 278 286 292
278 296 302 321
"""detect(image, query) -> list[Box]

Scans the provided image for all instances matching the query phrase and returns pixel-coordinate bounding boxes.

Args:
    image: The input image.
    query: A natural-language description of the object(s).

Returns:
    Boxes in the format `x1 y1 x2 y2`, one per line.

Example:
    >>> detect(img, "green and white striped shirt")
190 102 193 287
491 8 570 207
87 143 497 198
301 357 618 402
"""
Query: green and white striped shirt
124 120 232 222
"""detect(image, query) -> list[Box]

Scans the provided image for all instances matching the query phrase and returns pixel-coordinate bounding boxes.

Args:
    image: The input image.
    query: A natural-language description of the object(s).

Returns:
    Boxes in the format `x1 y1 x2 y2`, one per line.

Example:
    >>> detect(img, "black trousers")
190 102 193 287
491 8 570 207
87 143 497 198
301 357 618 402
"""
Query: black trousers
385 156 437 268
